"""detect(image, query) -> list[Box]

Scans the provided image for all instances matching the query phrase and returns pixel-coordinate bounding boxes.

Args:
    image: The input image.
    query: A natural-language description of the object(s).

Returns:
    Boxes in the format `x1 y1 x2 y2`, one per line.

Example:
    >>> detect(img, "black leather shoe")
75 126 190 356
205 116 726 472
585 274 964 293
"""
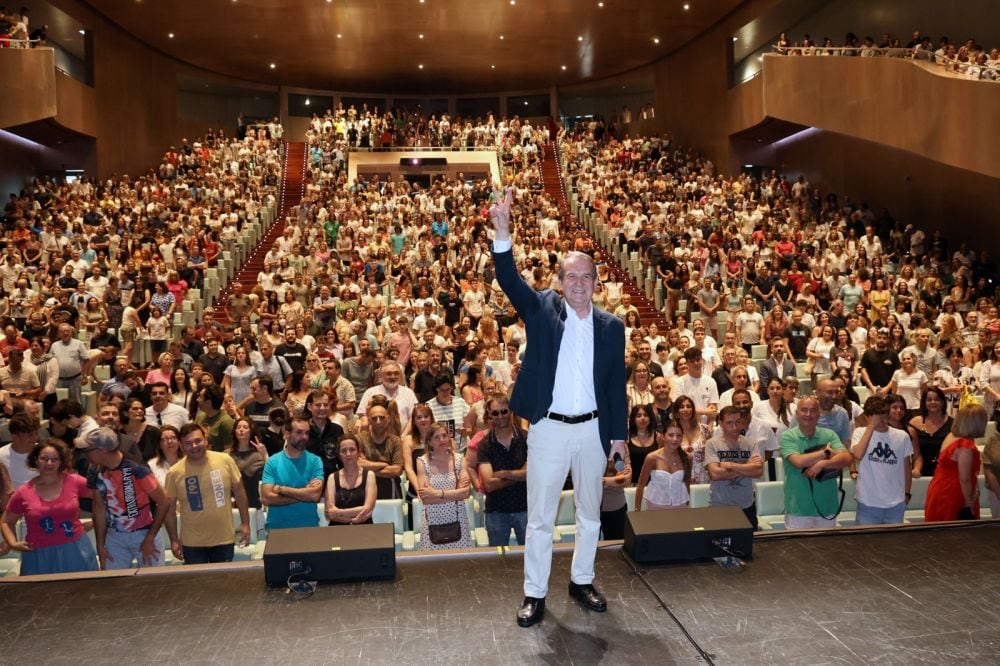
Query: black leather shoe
517 596 545 627
568 582 607 612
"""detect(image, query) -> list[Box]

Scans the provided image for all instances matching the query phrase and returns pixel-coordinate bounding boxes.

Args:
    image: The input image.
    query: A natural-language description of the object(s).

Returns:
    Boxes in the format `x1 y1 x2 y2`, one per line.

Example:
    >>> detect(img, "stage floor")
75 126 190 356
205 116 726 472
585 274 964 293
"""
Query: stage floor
3 525 1000 665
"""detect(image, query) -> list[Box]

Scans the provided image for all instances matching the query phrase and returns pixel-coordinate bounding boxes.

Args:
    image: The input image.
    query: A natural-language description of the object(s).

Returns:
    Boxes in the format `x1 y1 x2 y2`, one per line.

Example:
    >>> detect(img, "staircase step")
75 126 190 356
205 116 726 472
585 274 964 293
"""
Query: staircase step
213 142 307 321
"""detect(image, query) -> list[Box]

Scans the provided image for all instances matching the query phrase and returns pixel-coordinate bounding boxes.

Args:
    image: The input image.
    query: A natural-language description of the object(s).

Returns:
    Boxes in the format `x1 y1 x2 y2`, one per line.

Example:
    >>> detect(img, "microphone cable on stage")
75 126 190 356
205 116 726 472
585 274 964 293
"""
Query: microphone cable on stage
286 565 317 599
710 538 747 573
619 550 716 666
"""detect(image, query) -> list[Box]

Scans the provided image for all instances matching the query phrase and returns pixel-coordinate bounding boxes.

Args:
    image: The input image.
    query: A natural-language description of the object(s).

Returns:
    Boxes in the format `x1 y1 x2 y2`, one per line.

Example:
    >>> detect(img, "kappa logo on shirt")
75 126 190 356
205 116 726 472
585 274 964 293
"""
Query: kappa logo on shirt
868 441 898 465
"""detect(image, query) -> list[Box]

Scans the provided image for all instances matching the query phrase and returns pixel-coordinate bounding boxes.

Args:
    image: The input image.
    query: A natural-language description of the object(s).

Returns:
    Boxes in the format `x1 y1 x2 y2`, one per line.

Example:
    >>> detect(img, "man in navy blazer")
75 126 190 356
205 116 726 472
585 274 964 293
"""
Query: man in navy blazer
490 187 627 628
758 337 797 399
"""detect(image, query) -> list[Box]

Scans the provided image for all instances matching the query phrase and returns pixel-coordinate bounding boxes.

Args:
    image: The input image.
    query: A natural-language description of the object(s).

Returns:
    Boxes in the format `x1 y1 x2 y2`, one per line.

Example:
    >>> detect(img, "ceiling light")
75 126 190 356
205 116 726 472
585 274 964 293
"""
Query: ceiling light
336 33 342 38
418 34 424 39
510 0 516 4
598 1 604 6
652 37 660 44
305 98 311 106
418 64 424 69
499 35 504 40
683 3 690 10
561 65 567 70
269 62 276 69
577 35 583 42
491 64 496 69
168 32 175 39
524 101 529 106
78 29 85 35
732 36 738 42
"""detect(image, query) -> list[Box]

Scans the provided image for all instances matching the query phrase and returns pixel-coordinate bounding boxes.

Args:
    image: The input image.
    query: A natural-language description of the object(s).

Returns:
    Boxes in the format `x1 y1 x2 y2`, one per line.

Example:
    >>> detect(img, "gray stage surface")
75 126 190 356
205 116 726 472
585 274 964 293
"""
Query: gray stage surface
2 524 999 665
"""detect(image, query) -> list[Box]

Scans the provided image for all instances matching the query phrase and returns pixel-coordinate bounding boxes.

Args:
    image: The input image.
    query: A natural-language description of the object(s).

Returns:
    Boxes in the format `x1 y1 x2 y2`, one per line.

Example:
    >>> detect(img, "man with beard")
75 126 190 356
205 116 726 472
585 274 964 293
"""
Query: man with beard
260 415 324 530
355 360 418 433
792 378 853 447
355 401 404 500
304 390 345 480
860 328 900 397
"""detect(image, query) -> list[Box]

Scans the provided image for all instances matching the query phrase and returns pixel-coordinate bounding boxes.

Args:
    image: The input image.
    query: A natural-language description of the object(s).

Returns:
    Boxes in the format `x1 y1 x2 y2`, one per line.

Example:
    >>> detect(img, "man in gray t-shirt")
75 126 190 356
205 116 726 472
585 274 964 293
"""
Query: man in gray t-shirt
705 406 765 529
51 324 91 403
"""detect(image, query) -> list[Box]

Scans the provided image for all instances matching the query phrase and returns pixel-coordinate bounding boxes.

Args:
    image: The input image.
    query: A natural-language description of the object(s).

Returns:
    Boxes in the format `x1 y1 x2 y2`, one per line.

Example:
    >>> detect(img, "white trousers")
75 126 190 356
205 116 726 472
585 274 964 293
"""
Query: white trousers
524 417 606 598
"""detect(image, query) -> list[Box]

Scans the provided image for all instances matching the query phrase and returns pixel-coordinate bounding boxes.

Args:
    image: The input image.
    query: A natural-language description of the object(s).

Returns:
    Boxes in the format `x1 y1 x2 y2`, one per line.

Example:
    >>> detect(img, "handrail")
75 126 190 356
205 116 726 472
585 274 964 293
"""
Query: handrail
0 39 46 48
342 145 497 153
770 45 1000 81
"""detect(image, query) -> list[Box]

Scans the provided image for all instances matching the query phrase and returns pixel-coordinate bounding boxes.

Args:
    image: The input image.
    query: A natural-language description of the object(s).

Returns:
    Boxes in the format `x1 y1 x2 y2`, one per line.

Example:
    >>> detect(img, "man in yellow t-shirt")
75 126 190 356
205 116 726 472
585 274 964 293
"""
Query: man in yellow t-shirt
164 423 251 564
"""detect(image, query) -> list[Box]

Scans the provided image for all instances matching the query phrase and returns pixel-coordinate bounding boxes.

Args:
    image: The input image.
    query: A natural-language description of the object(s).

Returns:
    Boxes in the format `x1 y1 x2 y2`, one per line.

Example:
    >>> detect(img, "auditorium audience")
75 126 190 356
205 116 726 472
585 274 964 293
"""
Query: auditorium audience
3 85 1000 574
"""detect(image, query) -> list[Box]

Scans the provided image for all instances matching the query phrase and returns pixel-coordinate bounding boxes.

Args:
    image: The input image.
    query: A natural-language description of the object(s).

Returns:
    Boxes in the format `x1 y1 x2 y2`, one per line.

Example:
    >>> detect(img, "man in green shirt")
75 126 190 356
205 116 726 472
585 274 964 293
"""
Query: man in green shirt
194 385 235 453
780 395 853 529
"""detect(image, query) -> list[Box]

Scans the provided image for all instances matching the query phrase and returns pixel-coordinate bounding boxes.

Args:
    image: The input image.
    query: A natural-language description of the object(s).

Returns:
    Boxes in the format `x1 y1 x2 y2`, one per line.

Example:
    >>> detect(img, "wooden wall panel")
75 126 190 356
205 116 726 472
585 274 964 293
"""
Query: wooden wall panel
761 55 1000 180
0 49 57 128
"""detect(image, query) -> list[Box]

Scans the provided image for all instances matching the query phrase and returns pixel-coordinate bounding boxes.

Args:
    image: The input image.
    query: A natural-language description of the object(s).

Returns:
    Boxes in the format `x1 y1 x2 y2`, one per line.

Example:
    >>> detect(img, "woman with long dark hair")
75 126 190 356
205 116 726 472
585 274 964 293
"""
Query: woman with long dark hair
635 419 691 510
908 386 953 478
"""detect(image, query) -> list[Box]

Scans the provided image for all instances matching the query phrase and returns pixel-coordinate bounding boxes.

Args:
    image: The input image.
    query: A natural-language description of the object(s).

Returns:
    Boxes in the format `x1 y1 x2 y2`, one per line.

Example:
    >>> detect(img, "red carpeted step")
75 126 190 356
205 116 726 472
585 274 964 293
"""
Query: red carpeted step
213 141 307 322
540 143 668 330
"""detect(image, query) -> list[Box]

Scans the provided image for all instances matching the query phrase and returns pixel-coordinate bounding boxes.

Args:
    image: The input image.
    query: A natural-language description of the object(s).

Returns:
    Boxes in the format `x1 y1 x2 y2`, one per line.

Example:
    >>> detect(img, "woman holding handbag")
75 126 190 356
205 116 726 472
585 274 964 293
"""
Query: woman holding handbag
417 423 473 550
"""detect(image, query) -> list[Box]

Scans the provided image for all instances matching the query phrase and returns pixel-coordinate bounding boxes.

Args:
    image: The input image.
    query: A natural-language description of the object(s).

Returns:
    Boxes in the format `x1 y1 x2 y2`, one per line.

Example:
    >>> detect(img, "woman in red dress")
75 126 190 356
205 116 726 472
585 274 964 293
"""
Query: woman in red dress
925 403 985 522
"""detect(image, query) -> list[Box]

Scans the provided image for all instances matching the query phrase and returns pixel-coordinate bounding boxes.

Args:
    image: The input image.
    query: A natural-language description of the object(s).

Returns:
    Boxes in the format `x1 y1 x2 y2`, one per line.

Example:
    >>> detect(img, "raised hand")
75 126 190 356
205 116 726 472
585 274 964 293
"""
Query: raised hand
489 184 514 240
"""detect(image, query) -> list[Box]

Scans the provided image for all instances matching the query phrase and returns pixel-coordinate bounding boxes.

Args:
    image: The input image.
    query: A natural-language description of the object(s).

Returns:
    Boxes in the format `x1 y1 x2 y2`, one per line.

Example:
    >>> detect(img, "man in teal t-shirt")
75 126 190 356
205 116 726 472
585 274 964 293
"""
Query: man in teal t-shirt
780 395 853 529
261 416 325 530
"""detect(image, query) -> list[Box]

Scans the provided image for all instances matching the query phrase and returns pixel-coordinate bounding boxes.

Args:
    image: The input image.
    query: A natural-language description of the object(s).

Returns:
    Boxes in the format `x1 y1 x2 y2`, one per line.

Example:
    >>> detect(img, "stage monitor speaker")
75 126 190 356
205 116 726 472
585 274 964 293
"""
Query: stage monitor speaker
623 506 753 565
263 523 396 587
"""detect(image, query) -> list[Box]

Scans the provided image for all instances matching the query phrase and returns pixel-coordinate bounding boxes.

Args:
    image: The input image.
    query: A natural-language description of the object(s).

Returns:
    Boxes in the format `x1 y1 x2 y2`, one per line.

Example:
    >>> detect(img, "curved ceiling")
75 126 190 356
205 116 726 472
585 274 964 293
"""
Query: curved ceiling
83 0 742 94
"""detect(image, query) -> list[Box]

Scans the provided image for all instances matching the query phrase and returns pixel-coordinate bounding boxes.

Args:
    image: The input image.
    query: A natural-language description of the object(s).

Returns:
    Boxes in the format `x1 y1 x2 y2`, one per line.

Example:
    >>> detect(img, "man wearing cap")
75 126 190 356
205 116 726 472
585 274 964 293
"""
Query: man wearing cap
80 427 171 569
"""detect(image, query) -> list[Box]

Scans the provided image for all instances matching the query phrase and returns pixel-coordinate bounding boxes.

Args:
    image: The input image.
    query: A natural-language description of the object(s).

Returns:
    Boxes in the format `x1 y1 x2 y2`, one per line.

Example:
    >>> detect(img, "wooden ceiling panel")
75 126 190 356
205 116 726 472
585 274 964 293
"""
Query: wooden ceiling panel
84 0 742 93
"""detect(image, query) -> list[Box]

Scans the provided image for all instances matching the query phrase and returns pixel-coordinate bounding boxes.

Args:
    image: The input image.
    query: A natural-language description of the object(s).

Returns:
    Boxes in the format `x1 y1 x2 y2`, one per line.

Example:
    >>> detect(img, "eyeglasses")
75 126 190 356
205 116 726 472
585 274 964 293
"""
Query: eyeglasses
490 408 510 417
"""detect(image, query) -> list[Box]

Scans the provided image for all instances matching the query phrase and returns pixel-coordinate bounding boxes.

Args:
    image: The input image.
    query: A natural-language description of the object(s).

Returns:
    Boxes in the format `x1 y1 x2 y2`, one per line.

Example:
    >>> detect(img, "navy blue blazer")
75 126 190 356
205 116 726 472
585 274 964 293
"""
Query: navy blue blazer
493 248 627 456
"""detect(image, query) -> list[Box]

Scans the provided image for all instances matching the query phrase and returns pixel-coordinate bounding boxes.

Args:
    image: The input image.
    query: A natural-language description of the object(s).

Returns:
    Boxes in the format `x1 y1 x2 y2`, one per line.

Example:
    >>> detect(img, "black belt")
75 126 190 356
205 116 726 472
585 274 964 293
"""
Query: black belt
546 410 598 424
59 373 82 380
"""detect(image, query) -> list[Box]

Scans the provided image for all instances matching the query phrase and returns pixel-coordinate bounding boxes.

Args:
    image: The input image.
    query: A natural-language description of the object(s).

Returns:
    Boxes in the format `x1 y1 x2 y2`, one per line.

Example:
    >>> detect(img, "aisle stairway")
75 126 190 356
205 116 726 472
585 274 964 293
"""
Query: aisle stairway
541 142 667 329
213 142 307 321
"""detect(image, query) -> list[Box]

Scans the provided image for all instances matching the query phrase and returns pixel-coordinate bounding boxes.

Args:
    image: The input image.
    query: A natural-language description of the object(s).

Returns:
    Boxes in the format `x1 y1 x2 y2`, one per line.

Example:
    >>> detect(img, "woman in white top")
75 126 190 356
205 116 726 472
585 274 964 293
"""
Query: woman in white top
978 341 1000 419
934 348 977 416
148 425 183 488
752 377 794 441
806 324 836 379
626 361 655 409
886 351 928 416
636 419 691 510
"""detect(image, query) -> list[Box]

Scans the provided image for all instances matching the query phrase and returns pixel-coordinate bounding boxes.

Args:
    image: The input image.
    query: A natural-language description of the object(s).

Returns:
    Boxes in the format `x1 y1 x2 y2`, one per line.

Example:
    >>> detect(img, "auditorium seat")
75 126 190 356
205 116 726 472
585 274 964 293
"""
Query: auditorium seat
554 490 577 542
689 483 710 508
903 476 933 523
756 481 786 530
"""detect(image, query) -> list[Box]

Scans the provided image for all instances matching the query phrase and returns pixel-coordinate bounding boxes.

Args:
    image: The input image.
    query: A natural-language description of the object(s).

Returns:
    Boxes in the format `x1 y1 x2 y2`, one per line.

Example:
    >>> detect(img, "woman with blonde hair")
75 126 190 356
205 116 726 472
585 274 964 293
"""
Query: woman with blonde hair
417 423 473 550
925 401 985 522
